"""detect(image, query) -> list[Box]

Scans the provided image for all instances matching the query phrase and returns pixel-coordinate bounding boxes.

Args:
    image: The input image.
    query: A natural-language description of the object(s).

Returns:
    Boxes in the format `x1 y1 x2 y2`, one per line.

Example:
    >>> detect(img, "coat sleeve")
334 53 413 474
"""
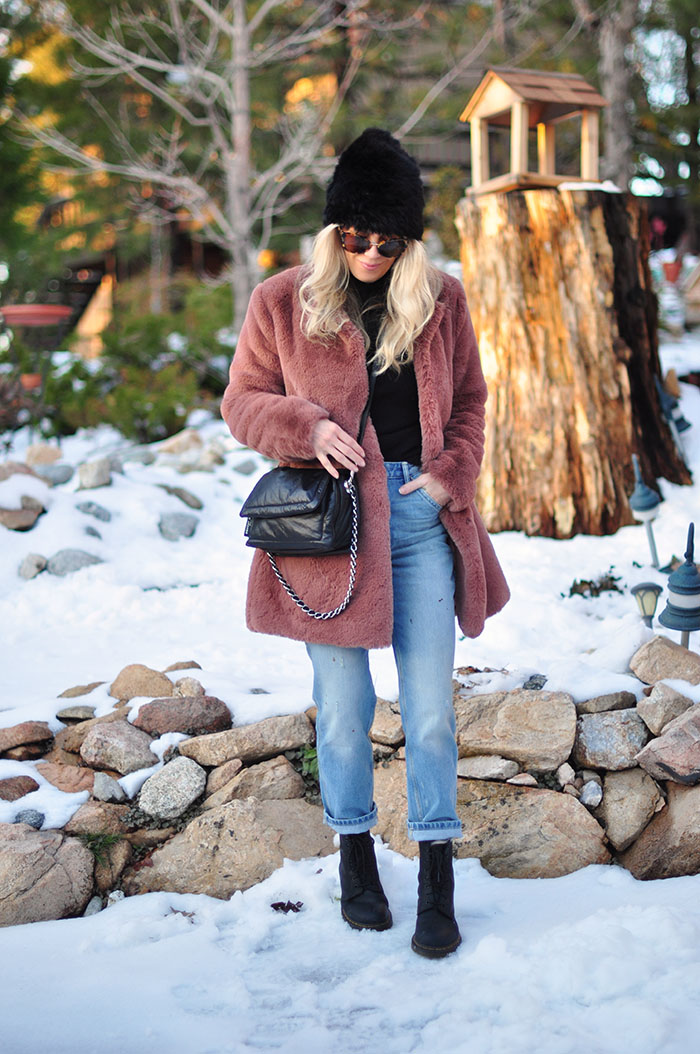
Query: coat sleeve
221 282 328 462
423 287 487 513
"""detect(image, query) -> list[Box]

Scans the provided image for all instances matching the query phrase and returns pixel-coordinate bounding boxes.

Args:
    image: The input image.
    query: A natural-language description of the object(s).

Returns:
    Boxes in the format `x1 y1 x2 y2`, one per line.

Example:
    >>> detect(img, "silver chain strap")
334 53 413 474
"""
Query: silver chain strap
266 474 359 620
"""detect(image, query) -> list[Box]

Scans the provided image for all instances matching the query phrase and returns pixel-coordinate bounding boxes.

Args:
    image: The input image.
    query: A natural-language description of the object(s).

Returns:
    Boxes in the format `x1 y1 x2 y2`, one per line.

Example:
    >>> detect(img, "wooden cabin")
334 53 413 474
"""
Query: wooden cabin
459 67 607 195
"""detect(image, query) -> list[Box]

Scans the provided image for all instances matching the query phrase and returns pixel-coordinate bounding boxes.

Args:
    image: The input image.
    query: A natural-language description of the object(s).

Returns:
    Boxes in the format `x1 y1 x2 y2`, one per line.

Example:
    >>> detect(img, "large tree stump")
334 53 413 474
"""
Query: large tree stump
456 188 690 538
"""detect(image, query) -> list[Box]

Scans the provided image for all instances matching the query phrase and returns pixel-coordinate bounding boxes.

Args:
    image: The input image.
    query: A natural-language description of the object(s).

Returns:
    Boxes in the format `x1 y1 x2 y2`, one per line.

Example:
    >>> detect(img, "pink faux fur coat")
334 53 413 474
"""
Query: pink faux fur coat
221 265 509 648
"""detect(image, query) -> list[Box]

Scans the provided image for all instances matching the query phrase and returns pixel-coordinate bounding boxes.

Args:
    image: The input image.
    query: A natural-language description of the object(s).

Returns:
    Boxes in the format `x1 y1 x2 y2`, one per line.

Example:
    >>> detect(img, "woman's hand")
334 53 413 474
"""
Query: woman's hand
398 471 450 507
311 419 366 478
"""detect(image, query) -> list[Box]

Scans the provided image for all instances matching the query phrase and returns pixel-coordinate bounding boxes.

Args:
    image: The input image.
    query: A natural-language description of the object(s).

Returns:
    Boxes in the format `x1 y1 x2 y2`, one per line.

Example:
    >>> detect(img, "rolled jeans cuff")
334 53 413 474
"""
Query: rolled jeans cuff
323 804 378 834
408 821 463 842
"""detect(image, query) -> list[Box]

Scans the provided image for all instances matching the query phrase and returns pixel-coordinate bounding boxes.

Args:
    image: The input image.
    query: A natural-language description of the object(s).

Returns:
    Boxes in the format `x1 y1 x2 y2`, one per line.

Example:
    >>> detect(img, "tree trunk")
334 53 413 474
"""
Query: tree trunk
456 187 691 539
230 0 254 333
598 0 637 188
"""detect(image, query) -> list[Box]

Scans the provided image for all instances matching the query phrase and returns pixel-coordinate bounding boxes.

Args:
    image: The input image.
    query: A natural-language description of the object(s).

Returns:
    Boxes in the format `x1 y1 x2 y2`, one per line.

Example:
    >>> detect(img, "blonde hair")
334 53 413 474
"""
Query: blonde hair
299 224 443 373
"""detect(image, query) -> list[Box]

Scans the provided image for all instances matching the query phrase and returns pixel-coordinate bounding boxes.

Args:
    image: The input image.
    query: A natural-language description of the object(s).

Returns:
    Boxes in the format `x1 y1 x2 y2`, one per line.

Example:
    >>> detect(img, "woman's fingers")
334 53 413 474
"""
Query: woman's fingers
398 472 450 506
312 420 365 473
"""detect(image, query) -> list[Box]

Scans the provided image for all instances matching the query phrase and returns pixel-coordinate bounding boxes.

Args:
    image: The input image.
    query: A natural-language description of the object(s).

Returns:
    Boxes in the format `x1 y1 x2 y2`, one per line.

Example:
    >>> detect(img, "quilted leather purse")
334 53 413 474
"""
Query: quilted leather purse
239 371 376 620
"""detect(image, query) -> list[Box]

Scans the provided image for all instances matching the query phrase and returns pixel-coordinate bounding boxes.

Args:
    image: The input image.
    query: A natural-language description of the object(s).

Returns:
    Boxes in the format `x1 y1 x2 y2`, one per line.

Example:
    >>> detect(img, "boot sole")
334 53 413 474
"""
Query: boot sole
342 907 393 932
411 933 462 959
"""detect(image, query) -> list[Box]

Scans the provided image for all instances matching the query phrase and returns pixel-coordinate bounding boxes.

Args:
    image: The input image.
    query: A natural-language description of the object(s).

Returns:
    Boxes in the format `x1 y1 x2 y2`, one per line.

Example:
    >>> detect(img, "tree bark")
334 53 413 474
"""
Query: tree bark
456 187 691 539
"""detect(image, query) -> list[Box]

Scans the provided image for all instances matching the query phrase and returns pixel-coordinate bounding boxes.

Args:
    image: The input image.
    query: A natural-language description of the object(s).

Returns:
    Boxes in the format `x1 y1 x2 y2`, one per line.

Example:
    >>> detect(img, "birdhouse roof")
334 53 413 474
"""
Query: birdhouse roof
460 67 607 126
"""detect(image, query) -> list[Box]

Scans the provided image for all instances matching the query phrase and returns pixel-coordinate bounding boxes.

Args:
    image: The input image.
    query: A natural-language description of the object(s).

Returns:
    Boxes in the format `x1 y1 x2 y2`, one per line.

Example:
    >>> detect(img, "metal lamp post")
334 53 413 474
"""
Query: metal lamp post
658 524 700 648
631 582 663 627
629 455 661 569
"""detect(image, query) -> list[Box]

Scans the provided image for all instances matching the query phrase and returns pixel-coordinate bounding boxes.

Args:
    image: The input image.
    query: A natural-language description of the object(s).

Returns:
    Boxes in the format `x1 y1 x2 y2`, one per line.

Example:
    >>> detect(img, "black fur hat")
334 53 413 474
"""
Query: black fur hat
323 128 424 240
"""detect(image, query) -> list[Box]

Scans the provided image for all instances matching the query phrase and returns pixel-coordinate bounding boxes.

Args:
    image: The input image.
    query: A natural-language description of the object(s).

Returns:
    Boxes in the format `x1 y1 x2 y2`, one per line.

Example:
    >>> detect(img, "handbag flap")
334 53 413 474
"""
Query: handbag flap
240 467 332 518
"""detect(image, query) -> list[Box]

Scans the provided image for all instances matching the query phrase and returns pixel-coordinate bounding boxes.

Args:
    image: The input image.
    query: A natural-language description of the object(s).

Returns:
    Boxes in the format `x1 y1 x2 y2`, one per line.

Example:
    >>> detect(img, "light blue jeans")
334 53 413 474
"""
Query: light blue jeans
306 461 461 842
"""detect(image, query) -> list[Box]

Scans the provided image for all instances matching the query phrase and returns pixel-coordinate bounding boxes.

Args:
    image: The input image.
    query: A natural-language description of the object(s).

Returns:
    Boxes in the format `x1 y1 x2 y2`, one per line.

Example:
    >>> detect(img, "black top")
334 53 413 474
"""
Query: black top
348 273 422 466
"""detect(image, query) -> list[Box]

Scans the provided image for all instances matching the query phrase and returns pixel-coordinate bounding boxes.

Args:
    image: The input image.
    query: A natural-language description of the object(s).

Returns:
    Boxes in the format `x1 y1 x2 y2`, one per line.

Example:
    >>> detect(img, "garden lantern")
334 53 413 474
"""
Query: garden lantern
631 582 663 627
658 523 700 648
629 455 661 569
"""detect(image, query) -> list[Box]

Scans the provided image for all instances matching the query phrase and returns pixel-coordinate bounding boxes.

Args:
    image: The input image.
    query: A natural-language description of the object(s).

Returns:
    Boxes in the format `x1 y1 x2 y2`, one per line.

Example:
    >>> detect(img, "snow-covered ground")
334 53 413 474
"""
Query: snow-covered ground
1 328 699 1053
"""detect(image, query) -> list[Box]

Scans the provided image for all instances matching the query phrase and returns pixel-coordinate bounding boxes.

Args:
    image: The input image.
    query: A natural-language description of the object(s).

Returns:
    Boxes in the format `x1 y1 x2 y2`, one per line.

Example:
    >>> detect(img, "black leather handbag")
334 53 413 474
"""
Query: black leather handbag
239 371 376 620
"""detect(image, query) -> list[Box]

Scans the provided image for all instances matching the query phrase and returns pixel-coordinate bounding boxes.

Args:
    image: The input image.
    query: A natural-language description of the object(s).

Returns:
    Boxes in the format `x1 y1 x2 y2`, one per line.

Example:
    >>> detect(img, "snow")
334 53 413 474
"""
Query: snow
1 328 700 1051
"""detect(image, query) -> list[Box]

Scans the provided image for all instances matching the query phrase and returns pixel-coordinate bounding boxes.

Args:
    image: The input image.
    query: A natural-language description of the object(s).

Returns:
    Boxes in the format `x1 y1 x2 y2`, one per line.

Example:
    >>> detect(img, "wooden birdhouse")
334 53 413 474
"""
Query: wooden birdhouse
460 66 607 195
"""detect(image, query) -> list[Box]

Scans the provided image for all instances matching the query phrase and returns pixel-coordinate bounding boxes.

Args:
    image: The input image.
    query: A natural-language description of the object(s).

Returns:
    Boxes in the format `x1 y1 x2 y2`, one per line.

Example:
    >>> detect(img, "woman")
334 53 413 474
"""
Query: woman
222 128 509 958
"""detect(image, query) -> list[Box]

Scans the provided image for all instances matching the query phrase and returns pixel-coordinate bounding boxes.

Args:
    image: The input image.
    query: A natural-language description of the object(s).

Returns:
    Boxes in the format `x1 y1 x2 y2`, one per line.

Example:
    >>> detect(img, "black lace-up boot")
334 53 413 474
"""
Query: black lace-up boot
411 840 461 958
339 832 393 932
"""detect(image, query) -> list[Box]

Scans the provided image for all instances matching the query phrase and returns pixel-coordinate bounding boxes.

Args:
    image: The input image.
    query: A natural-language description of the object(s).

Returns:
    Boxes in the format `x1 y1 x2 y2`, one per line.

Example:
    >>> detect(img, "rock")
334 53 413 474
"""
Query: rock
629 635 700 686
556 762 576 787
174 677 205 698
233 458 258 476
18 553 48 579
506 773 539 786
14 809 45 829
372 761 417 857
202 756 305 810
55 707 130 754
35 762 94 794
58 682 105 700
636 706 700 784
370 698 405 747
39 745 84 769
0 461 37 482
106 890 125 907
132 695 231 737
572 710 650 771
94 839 133 894
179 712 315 767
177 448 224 473
0 505 42 530
619 783 700 879
0 721 53 755
80 720 157 775
158 428 203 455
156 484 204 510
522 674 547 690
63 801 129 836
124 828 177 849
373 762 610 876
92 771 127 803
121 798 334 899
163 660 202 673
594 768 664 851
75 501 112 522
24 444 62 467
109 663 174 701
563 784 581 798
56 704 97 721
637 682 694 735
47 549 104 576
579 769 603 786
0 775 40 801
83 895 103 917
454 689 577 771
33 463 74 486
455 779 610 878
158 512 199 540
206 758 243 796
576 691 637 715
0 823 94 926
77 457 112 490
138 757 207 820
580 781 604 808
3 744 49 761
457 755 520 780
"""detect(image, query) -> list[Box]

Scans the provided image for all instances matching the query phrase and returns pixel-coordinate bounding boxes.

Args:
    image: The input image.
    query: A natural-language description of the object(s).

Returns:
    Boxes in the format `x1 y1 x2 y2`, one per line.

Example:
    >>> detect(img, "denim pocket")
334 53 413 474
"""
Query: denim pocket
403 464 443 512
416 486 443 511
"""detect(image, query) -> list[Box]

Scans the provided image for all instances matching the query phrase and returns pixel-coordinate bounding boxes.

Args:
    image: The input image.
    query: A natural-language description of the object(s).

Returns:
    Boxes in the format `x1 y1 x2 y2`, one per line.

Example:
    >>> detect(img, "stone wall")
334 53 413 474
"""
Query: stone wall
2 636 700 926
